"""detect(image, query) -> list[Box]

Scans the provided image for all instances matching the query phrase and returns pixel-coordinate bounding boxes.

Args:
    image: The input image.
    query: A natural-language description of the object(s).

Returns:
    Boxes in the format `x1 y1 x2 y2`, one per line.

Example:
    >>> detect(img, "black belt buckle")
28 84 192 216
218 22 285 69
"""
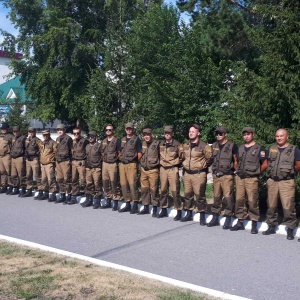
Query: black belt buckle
273 176 280 181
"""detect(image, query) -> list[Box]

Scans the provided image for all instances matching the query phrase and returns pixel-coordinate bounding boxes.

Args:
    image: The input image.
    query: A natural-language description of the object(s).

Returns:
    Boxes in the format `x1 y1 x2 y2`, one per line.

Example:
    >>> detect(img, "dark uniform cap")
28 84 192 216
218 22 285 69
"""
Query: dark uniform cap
42 129 50 135
143 128 152 134
88 131 97 136
12 126 20 131
164 125 173 133
242 127 255 134
0 122 9 129
190 124 201 131
125 122 134 129
56 124 65 129
28 127 36 132
215 126 228 134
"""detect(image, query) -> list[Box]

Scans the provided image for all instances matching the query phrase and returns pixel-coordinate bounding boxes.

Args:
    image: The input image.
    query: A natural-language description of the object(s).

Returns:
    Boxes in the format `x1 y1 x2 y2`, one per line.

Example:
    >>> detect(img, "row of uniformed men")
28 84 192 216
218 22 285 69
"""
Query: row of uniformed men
0 122 299 240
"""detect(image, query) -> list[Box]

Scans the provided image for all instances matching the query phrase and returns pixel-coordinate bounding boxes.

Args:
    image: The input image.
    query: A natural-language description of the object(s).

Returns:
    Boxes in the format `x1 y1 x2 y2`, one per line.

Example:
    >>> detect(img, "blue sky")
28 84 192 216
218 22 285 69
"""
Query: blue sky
0 0 189 44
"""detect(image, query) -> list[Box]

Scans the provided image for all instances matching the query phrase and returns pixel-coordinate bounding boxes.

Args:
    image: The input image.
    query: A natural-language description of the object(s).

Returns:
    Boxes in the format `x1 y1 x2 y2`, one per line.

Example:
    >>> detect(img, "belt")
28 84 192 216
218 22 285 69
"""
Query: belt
121 161 137 164
271 176 294 181
184 168 206 175
238 175 259 179
27 156 39 161
161 165 178 170
143 166 159 171
57 158 70 163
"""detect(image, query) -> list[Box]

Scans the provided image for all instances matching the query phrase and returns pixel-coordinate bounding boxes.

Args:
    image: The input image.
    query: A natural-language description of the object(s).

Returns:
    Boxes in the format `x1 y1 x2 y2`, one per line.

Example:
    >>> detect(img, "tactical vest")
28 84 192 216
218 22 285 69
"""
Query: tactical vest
267 144 296 180
182 140 212 171
38 139 56 165
120 135 138 163
86 142 102 168
11 136 26 158
0 133 13 156
72 137 87 160
236 144 261 177
140 140 160 169
159 139 181 167
25 136 40 158
101 137 118 163
56 135 72 162
212 141 234 175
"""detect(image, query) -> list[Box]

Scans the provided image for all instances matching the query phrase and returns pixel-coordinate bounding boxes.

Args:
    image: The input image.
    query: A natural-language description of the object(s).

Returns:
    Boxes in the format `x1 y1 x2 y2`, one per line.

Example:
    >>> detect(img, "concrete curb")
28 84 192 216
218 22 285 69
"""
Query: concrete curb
0 234 251 300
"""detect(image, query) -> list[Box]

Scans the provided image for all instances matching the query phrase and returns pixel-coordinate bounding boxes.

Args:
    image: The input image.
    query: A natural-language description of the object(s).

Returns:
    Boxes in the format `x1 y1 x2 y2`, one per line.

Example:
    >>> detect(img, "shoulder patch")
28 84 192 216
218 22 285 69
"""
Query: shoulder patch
260 151 265 157
270 149 278 153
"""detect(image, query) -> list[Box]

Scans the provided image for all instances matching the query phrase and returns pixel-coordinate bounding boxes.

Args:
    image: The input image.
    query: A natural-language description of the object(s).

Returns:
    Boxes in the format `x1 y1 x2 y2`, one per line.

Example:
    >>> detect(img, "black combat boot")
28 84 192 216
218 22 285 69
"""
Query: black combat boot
157 208 168 218
152 206 158 218
137 205 150 215
130 202 139 214
48 193 57 202
81 195 93 208
34 190 43 200
5 186 13 195
112 200 119 211
11 187 20 195
262 225 276 235
222 216 231 230
55 193 66 204
119 202 131 213
251 221 258 234
207 214 219 227
100 198 111 209
230 220 245 231
21 189 33 198
93 197 101 209
63 194 71 205
40 191 50 200
68 195 77 205
287 228 294 240
173 210 182 221
0 186 8 194
180 210 193 222
18 187 26 197
199 212 206 226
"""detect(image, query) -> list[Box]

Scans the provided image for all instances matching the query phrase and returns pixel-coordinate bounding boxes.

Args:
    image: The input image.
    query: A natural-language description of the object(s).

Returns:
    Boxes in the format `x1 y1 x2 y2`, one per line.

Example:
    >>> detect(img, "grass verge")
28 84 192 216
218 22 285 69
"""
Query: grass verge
0 241 216 300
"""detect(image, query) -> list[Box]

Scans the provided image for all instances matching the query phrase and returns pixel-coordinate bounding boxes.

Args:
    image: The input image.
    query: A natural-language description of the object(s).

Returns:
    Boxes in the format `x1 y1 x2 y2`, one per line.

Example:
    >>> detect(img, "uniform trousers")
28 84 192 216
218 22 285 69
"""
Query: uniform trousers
183 171 207 211
11 156 26 188
140 167 159 206
0 154 11 186
71 160 86 196
56 160 71 194
119 162 139 202
211 174 234 216
160 166 181 209
235 176 259 221
26 158 42 190
40 163 58 193
85 167 103 197
102 162 121 200
266 178 297 229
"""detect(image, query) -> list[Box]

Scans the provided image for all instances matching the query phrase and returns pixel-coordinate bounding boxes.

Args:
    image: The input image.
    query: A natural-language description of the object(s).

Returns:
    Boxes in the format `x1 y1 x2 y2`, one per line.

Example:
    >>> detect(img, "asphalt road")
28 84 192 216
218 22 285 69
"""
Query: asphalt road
1 194 300 300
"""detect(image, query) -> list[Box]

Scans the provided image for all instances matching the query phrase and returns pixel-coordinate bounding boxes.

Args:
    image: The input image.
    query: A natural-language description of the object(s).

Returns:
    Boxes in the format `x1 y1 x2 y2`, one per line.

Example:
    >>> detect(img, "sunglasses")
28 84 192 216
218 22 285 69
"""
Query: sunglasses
105 129 113 132
88 135 95 139
73 132 80 135
216 133 224 136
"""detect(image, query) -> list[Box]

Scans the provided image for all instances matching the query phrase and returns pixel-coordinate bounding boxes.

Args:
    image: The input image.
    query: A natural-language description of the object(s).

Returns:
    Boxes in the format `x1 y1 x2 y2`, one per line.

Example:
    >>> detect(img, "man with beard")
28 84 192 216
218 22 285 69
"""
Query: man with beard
181 124 213 224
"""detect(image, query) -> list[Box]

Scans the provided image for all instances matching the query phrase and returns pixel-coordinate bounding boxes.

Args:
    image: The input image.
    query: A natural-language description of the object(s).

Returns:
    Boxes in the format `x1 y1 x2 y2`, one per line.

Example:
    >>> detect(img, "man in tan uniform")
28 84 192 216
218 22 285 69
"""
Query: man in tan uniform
181 124 213 224
263 129 300 240
55 124 73 204
8 126 26 196
0 123 13 194
138 127 160 216
82 131 103 209
35 130 58 201
21 127 42 198
100 124 121 209
69 128 88 205
118 122 142 214
231 127 267 234
207 126 238 229
159 125 183 220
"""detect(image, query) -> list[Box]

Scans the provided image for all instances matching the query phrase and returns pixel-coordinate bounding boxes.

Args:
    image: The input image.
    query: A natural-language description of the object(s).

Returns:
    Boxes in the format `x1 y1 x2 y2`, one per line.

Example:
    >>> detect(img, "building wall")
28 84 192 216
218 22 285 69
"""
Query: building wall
0 56 12 84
